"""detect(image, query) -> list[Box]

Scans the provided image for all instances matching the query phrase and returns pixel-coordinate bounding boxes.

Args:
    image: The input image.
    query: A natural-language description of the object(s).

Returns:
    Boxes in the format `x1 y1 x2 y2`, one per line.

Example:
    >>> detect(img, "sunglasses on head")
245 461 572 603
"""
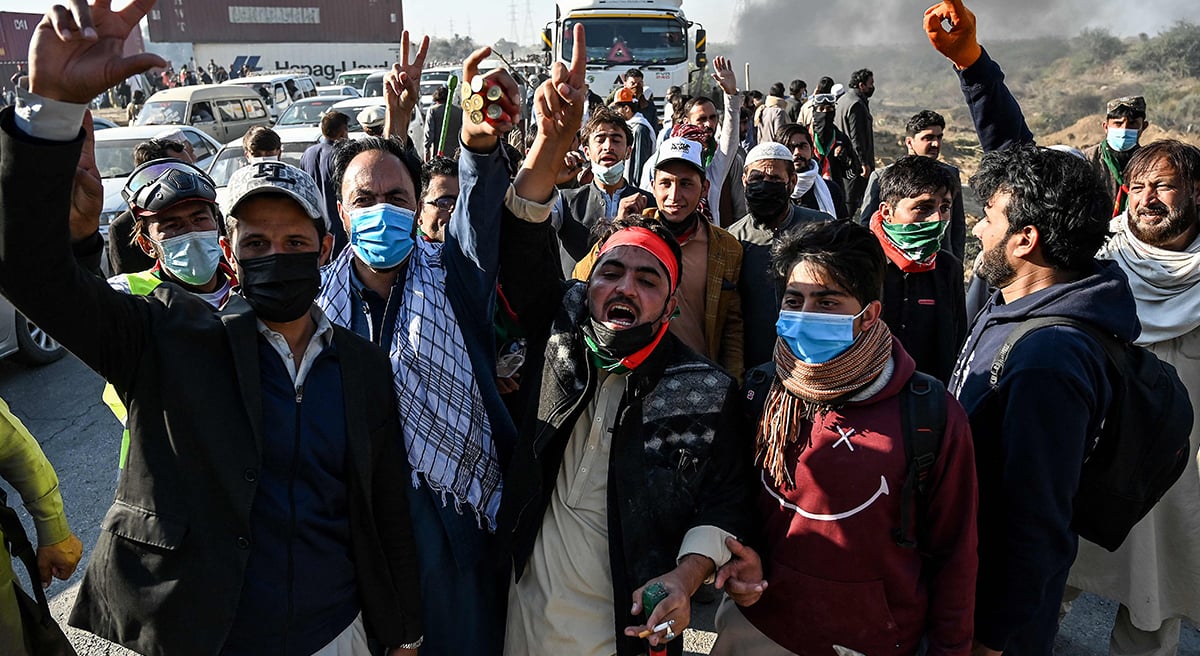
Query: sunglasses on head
121 158 211 204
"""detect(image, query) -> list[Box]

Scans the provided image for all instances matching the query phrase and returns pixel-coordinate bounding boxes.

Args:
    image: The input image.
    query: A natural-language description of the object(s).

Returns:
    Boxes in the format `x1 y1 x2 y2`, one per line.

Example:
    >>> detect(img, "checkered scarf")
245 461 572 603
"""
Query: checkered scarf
318 243 501 530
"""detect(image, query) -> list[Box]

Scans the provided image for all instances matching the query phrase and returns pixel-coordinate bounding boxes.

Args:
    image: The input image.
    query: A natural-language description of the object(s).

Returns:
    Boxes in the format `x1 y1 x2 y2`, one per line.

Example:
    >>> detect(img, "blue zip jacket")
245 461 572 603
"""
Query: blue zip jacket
949 261 1139 650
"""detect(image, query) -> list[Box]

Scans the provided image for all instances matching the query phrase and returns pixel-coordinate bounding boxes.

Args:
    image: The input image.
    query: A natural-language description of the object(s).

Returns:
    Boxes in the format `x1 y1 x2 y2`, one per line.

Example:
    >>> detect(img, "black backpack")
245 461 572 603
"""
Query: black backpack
743 364 946 550
988 316 1194 552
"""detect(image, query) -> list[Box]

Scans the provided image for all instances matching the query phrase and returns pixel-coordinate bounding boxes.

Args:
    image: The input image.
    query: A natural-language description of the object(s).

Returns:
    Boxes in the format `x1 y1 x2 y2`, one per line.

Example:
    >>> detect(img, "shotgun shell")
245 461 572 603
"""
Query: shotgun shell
469 110 485 125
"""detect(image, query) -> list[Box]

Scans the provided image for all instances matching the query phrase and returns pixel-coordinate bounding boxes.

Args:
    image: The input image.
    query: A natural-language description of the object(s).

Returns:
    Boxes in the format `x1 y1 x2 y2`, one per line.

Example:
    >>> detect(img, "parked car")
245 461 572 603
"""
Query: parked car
223 73 318 120
330 97 425 156
275 96 358 129
317 85 360 98
207 133 315 210
335 68 388 92
94 125 222 237
0 297 64 365
135 85 272 142
92 116 119 130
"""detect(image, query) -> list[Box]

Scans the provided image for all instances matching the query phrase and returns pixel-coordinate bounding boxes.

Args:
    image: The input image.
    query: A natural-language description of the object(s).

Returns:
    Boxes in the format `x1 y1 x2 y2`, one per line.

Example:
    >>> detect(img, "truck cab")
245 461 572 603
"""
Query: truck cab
545 0 706 119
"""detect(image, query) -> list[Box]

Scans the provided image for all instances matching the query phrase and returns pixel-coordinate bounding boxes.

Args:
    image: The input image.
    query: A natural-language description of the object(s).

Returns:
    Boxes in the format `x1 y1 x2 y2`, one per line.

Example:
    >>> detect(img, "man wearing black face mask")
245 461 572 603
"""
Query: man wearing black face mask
728 142 831 371
813 93 861 201
0 4 422 654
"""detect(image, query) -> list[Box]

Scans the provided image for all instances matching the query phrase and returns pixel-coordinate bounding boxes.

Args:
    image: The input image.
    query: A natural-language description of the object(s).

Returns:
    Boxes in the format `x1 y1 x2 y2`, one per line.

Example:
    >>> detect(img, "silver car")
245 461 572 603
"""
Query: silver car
0 298 64 365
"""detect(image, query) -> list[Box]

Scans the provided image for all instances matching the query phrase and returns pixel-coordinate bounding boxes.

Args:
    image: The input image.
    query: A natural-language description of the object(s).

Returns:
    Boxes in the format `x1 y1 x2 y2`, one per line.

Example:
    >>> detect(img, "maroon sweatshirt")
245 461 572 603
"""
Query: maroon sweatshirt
741 340 978 655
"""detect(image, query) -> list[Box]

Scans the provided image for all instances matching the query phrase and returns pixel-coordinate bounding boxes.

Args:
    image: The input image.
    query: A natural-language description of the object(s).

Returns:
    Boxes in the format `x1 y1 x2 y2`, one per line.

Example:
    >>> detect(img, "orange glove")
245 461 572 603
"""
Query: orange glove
924 0 983 69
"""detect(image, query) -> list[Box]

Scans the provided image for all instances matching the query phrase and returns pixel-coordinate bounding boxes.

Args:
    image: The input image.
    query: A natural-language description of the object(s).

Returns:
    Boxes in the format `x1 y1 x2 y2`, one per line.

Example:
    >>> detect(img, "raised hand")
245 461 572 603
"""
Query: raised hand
533 22 588 147
710 55 739 97
460 47 523 152
923 0 982 69
383 31 429 138
71 111 103 241
30 0 166 104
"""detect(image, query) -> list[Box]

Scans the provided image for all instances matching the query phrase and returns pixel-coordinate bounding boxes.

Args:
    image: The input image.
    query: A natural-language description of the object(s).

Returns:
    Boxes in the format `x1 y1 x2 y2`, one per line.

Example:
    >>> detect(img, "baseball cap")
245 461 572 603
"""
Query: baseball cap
653 137 706 178
614 87 637 105
1106 95 1146 116
357 106 385 129
746 142 794 166
222 161 327 230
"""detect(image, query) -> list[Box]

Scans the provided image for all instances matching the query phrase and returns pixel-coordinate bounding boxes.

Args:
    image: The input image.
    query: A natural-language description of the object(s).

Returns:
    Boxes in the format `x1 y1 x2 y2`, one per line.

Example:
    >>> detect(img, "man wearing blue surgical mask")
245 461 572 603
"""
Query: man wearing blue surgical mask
112 161 234 307
553 106 655 276
1084 95 1150 216
314 41 532 655
711 219 978 656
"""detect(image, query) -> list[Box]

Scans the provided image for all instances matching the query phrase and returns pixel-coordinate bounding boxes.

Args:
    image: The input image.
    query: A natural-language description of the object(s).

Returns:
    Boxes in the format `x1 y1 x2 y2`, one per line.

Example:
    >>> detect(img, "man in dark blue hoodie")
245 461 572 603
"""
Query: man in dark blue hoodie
947 142 1139 655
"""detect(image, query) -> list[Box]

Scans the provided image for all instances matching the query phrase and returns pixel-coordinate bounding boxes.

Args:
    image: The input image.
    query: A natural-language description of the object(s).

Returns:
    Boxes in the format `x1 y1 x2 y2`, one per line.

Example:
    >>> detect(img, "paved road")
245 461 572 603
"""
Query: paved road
1 354 1198 655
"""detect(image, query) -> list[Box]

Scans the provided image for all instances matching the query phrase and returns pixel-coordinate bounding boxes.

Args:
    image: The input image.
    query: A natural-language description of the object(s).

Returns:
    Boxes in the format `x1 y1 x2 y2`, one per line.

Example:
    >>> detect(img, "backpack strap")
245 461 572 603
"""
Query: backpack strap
894 371 947 549
989 316 1121 389
742 362 777 424
0 490 56 628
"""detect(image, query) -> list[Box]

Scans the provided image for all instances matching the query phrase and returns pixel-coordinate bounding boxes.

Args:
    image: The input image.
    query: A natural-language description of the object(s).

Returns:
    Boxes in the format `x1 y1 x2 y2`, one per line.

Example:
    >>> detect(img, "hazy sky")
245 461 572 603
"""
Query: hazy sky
0 0 1191 48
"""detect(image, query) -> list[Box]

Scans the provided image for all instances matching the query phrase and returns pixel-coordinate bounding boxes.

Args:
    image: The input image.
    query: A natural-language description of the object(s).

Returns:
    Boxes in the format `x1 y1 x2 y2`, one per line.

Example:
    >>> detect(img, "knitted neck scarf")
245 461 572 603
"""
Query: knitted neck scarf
757 319 893 488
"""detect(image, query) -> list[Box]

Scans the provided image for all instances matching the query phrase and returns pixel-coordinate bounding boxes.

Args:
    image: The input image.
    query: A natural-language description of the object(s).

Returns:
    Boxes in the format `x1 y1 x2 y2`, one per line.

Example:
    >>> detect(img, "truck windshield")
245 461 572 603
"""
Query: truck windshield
563 17 686 66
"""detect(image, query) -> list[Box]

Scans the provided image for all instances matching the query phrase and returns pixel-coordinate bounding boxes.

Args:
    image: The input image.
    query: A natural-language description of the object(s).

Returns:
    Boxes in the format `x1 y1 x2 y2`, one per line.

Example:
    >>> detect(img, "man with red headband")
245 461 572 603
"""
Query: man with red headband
491 67 755 655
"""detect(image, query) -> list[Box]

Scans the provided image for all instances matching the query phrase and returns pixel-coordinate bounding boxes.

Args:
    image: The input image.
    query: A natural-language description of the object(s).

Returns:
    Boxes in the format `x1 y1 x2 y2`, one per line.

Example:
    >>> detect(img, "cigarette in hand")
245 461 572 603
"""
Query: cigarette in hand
637 619 675 639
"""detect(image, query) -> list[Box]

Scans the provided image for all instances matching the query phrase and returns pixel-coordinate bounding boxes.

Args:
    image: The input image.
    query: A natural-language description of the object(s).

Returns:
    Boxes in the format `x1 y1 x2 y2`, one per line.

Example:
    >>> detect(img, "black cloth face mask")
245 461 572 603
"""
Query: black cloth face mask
236 251 322 323
745 179 791 223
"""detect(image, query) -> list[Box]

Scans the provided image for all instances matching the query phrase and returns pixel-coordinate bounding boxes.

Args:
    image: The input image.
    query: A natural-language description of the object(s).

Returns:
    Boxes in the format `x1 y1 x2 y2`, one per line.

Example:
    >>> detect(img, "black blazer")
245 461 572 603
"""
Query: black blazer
0 109 421 656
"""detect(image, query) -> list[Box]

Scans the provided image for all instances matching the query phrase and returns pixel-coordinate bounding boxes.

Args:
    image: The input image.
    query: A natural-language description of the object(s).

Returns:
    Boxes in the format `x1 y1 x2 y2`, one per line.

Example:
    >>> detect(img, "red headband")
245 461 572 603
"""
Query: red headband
597 227 679 292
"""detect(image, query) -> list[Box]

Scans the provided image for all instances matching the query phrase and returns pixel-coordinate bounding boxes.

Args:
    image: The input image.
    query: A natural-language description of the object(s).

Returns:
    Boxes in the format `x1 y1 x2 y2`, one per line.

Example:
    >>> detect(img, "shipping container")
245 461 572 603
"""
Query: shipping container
194 42 398 84
0 11 145 96
147 0 404 44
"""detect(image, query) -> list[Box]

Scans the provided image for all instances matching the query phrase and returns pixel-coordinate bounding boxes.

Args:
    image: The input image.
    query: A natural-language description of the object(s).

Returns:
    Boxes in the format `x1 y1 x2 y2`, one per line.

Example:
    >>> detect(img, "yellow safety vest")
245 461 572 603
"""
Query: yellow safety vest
104 271 162 470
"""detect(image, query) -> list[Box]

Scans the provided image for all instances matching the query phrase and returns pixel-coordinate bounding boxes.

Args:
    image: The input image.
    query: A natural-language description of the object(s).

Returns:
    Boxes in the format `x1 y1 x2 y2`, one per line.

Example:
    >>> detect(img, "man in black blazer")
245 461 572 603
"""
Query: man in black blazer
554 106 655 277
0 3 422 654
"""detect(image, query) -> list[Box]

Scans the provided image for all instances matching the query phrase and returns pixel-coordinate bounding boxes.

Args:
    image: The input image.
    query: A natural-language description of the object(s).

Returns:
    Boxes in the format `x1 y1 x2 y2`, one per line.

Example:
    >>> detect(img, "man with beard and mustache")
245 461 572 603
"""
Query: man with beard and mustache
554 106 656 276
780 122 846 219
836 68 876 211
727 142 830 371
1064 140 1200 656
640 56 742 226
577 137 746 381
494 81 755 650
315 42 536 655
947 144 1137 656
0 2 422 653
858 110 968 261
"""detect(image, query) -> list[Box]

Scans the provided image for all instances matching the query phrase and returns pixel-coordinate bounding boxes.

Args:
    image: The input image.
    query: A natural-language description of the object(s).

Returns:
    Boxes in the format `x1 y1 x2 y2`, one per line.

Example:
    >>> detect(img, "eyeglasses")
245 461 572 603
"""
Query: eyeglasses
424 196 457 213
121 158 211 204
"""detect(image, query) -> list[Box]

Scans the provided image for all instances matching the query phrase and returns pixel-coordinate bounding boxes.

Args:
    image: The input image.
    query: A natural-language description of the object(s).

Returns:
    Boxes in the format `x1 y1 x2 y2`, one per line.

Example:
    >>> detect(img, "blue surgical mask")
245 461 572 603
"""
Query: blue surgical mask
154 229 221 286
592 160 626 186
1106 127 1140 152
775 307 868 364
348 203 416 270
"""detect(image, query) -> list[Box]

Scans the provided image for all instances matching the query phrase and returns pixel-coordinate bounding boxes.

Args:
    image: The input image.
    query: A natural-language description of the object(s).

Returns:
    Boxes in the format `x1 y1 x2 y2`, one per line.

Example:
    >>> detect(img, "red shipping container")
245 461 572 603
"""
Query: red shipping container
147 0 404 44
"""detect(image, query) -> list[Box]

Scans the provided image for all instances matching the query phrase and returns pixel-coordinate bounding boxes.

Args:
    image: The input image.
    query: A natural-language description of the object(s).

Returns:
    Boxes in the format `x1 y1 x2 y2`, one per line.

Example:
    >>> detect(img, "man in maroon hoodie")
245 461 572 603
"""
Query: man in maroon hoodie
710 220 978 655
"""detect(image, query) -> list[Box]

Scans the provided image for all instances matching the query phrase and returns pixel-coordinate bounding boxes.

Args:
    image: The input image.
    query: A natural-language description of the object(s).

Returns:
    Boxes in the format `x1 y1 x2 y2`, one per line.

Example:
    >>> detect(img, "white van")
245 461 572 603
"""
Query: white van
222 73 319 120
135 85 272 142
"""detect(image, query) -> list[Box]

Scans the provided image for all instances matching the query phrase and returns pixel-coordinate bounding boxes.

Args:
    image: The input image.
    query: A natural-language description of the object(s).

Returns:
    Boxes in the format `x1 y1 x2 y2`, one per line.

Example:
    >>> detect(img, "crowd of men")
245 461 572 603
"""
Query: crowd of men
1 0 1199 655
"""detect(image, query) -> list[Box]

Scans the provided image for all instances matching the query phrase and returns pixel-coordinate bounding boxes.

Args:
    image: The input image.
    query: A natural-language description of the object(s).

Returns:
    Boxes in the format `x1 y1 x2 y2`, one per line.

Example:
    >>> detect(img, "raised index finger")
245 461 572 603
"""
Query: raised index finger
568 23 587 82
400 30 410 66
